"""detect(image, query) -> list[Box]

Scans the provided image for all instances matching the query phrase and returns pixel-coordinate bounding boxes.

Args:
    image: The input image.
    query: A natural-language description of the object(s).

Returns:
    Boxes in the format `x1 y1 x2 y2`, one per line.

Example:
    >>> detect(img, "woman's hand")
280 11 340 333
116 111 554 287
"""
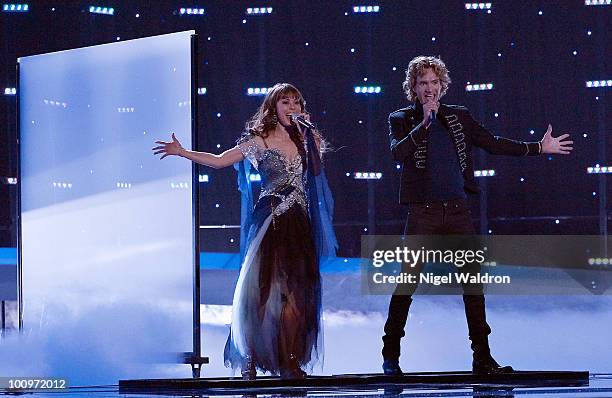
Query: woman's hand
153 133 184 159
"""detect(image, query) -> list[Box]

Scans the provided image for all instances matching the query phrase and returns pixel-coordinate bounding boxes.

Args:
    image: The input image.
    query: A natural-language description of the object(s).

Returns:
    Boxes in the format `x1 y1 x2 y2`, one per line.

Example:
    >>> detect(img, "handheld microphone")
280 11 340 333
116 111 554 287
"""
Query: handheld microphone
290 113 316 129
430 110 436 123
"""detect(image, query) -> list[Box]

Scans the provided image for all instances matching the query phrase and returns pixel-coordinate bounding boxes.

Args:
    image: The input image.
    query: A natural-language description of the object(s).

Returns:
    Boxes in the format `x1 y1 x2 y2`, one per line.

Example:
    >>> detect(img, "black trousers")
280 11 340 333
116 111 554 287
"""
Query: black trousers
381 198 492 361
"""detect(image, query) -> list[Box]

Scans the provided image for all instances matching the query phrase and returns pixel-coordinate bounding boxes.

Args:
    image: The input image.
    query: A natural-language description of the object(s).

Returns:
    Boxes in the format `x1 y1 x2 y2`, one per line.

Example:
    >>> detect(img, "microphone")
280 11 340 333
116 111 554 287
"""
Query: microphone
290 113 316 129
429 110 436 124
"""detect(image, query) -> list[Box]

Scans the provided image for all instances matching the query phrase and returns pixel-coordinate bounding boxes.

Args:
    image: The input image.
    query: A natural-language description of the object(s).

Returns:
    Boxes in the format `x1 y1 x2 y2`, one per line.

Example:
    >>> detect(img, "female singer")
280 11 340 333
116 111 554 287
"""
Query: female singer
153 83 337 379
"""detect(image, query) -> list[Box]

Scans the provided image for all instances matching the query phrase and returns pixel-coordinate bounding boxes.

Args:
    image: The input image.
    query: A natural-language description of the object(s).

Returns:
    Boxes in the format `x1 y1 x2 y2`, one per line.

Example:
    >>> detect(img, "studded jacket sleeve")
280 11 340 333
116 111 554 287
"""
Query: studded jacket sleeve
388 111 428 162
464 111 541 156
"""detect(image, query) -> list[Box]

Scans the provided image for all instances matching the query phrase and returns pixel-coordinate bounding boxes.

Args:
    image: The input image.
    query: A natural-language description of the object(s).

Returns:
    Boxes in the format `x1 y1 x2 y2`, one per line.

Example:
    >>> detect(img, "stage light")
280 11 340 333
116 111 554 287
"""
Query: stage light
170 182 190 189
89 6 114 15
465 83 494 91
199 174 209 183
474 169 495 177
588 258 612 265
586 80 612 87
354 172 383 180
587 165 611 174
198 87 207 95
53 182 73 189
43 99 67 108
116 182 132 189
249 174 261 182
179 7 205 15
4 177 17 184
354 86 382 94
465 3 492 10
585 0 611 5
4 88 16 95
246 7 273 14
353 5 380 13
2 3 28 12
247 87 270 96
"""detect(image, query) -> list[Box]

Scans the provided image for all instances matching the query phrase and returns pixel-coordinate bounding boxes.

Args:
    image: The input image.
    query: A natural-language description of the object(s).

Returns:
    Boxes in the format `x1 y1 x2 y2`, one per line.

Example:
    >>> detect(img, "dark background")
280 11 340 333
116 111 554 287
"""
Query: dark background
1 1 610 257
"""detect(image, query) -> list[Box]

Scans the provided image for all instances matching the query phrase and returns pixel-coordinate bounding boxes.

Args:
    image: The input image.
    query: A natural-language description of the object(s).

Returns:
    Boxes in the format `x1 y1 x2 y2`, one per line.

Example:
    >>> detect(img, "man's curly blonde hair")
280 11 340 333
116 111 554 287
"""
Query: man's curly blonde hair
402 56 451 102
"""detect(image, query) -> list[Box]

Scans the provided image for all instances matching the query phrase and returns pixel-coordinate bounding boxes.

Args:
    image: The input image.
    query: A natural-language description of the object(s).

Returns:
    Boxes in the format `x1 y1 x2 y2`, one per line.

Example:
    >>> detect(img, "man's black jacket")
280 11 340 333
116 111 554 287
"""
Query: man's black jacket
389 102 541 204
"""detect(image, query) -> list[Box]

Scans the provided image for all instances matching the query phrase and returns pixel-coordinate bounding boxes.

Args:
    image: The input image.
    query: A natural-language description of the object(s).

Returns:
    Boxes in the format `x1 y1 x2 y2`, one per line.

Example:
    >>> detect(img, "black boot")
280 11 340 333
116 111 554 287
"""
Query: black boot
381 295 412 375
463 295 513 375
382 359 403 376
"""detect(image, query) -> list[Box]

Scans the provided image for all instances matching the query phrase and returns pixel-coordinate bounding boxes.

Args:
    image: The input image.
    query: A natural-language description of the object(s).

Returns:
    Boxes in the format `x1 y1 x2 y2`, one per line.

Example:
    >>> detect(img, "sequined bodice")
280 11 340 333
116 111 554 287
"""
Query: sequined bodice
239 139 307 216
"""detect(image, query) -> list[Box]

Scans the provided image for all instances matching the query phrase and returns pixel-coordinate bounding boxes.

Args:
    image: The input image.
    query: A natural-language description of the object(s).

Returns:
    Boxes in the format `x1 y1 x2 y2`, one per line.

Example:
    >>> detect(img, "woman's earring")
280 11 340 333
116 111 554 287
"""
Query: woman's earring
271 113 278 126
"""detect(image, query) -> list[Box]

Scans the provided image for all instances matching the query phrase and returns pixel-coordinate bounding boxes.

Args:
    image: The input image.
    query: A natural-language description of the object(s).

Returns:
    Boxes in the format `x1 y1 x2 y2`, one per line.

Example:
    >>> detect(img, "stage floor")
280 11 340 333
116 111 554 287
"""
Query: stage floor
3 372 612 398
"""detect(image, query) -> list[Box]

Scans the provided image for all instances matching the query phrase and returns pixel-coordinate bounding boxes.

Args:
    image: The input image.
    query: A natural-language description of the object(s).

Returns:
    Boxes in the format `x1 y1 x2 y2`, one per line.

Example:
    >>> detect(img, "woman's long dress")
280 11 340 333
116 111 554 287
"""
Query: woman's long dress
224 137 323 375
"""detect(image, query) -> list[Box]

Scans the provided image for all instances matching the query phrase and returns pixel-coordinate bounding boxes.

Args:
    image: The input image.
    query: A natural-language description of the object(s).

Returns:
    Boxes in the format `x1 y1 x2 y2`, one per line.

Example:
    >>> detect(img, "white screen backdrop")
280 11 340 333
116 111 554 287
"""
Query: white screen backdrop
18 31 196 381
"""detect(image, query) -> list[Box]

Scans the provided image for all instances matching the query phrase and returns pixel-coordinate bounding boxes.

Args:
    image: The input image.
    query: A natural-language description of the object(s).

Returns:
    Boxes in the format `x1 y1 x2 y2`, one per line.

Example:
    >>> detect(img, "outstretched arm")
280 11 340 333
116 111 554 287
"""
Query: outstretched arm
540 124 573 154
152 133 244 169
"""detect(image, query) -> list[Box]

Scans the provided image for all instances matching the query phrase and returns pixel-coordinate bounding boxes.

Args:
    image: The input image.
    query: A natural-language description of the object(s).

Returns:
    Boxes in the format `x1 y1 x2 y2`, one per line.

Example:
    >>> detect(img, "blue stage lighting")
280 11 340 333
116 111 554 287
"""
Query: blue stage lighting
170 182 190 189
474 169 496 177
2 3 28 12
586 80 612 87
116 182 132 189
465 3 492 10
588 258 612 265
585 0 611 5
587 165 611 174
354 172 382 180
353 5 380 13
246 7 273 14
53 182 73 189
354 86 381 94
247 87 271 96
466 83 494 91
89 5 114 15
179 7 205 15
249 174 262 182
4 88 16 95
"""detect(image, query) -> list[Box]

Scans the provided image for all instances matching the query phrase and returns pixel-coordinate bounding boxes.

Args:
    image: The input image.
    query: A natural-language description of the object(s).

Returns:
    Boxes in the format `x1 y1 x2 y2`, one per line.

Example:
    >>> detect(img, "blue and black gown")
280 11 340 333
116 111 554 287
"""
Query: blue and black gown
224 128 337 376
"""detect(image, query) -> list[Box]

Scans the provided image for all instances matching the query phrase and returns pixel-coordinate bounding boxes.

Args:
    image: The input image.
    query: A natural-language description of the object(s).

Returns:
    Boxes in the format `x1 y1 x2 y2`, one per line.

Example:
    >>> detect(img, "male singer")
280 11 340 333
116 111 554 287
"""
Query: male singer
382 56 573 375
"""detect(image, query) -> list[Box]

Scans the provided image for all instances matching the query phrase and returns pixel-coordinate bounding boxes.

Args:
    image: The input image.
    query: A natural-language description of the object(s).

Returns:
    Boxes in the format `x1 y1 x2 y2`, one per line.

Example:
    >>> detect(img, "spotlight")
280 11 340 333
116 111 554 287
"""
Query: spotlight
246 7 273 14
354 171 383 180
89 5 114 15
179 7 205 15
4 88 16 95
585 80 612 87
465 2 492 9
247 87 271 96
587 165 611 174
354 86 382 94
353 5 380 13
466 83 494 91
2 3 28 12
474 169 496 177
